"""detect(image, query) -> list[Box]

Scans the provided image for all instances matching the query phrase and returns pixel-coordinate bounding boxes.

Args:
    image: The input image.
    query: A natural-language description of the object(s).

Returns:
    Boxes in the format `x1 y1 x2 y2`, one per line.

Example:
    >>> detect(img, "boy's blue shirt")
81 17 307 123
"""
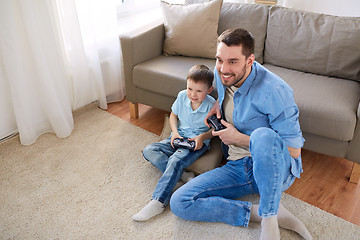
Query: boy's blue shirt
171 90 216 146
214 61 305 177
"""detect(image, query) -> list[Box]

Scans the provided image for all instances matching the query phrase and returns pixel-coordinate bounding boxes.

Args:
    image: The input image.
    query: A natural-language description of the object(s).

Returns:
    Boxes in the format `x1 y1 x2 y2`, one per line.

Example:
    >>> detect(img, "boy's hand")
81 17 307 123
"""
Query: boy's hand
205 100 221 127
189 135 204 151
171 132 182 148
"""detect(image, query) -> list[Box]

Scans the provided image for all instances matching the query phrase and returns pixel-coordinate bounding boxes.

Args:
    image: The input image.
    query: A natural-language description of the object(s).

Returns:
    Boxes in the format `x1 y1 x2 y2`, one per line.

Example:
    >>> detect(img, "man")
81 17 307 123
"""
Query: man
170 28 312 240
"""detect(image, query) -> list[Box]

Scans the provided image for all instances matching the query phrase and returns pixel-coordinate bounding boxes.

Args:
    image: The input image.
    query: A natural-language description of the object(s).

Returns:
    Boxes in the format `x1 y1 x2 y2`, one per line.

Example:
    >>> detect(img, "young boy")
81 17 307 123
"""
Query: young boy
132 64 216 221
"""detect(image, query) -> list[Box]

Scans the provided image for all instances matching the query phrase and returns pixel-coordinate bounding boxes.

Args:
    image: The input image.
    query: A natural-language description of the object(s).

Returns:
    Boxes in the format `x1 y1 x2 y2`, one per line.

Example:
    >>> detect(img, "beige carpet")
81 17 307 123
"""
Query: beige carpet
1 103 359 240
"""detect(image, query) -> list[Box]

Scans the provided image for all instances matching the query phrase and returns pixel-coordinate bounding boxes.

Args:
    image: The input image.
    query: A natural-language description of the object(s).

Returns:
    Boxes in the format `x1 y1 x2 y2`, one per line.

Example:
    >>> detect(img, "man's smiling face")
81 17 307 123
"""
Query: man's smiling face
215 42 254 88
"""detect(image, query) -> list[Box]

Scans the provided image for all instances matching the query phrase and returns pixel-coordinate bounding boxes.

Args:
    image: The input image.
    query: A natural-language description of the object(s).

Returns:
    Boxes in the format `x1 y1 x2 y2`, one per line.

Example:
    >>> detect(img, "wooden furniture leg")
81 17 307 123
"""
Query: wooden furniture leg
349 162 360 184
129 102 139 118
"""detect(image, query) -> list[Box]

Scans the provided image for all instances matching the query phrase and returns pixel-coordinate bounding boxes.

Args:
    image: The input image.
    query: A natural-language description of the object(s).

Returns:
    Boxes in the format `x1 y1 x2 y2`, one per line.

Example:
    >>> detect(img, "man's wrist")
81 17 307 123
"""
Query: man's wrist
235 132 250 147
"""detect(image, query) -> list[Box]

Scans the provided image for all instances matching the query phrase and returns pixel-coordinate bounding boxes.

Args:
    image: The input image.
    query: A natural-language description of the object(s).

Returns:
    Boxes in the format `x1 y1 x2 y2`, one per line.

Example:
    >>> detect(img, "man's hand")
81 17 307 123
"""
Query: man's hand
288 147 301 159
212 120 250 147
205 100 221 127
212 119 301 158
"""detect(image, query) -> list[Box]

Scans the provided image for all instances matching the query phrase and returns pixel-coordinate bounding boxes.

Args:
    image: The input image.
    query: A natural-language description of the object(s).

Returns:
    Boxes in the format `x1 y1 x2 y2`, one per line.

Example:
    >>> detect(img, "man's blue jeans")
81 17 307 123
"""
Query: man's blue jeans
170 127 297 227
143 137 209 206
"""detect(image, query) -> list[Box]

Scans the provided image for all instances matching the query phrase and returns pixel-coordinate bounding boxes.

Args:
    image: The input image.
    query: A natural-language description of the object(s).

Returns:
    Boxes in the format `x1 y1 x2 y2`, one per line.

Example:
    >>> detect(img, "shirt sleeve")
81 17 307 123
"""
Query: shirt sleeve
262 85 305 148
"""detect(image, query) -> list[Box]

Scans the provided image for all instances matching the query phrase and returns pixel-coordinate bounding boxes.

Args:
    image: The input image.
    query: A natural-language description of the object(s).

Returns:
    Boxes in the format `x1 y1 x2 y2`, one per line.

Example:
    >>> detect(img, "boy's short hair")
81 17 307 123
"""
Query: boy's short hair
217 28 255 59
187 64 214 88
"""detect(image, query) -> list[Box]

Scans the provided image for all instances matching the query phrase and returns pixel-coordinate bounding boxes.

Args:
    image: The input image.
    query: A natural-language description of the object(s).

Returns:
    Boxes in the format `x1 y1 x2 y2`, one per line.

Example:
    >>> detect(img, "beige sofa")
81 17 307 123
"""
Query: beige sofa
120 3 360 183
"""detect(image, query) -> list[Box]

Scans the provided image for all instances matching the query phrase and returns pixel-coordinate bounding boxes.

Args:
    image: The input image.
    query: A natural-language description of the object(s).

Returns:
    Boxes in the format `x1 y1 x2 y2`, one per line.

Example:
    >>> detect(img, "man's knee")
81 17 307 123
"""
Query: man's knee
250 127 277 142
169 189 187 219
250 128 280 151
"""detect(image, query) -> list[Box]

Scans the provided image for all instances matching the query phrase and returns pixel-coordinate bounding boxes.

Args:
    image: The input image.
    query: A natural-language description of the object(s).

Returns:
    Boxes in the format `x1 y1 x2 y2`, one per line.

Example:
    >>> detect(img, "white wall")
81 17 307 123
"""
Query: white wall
278 0 360 17
149 1 360 17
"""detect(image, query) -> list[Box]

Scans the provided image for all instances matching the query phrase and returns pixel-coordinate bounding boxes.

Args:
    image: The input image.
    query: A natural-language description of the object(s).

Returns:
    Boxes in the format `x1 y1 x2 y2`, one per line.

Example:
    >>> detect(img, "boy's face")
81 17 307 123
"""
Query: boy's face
186 79 213 106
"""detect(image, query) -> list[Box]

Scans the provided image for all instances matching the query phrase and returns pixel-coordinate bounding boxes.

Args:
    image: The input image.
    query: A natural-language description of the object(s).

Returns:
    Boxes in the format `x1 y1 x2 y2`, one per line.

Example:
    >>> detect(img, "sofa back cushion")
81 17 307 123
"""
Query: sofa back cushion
161 0 223 59
264 6 360 82
218 3 269 64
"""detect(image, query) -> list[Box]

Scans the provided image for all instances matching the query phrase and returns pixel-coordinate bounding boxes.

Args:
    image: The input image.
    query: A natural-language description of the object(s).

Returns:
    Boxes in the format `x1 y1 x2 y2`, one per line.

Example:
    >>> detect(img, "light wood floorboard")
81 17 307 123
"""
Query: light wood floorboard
107 99 360 226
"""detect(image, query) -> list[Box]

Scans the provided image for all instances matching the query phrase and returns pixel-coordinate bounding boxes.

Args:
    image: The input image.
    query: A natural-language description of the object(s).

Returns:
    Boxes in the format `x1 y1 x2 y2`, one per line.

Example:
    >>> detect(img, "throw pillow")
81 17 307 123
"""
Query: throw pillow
161 0 223 59
159 114 171 140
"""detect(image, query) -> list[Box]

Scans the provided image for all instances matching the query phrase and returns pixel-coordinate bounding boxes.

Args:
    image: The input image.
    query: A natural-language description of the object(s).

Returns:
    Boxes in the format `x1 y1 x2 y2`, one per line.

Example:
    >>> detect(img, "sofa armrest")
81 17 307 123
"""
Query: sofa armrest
347 100 360 165
119 19 164 104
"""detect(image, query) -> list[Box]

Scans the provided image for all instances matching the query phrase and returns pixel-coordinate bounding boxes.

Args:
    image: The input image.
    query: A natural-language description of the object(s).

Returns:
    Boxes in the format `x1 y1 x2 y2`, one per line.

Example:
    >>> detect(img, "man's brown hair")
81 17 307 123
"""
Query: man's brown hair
217 28 255 59
187 64 214 88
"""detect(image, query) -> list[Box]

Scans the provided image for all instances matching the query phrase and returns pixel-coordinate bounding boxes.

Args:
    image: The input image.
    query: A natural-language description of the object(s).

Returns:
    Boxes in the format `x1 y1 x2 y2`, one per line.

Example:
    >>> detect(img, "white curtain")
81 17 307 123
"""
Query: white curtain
0 0 125 145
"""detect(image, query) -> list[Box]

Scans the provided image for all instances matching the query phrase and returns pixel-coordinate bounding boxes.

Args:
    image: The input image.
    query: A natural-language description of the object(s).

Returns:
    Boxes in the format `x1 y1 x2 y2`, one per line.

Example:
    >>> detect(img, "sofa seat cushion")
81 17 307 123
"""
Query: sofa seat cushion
264 64 360 142
133 56 216 98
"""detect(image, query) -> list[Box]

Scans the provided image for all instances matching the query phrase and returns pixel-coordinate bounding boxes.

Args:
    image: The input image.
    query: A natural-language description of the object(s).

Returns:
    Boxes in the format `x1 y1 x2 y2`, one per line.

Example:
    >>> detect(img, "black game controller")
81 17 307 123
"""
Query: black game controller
207 115 226 131
173 138 196 151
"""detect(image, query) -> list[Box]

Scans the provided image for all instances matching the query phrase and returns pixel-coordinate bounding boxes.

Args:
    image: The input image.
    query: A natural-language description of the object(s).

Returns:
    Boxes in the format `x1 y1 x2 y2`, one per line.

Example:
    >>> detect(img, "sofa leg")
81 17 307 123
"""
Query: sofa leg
349 162 360 184
129 102 139 118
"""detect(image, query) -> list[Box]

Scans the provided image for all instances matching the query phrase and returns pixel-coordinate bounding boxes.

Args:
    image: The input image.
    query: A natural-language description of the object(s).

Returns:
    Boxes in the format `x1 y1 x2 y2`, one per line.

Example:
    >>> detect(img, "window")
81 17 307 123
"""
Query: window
117 0 159 17
116 0 162 33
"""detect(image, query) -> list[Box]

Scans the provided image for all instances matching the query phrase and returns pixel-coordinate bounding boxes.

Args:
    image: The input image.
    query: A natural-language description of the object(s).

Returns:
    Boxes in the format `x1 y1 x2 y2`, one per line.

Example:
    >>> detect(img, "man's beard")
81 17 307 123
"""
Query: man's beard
220 66 247 87
231 71 246 87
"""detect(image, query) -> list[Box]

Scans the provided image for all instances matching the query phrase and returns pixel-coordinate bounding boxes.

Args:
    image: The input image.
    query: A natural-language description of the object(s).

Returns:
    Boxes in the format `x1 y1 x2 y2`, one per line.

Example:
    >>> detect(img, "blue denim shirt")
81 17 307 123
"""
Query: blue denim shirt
214 61 304 177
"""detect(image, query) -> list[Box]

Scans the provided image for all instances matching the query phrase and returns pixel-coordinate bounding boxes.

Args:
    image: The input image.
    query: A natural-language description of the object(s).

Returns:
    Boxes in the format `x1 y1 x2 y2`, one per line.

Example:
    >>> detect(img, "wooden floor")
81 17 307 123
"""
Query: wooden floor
107 99 360 226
